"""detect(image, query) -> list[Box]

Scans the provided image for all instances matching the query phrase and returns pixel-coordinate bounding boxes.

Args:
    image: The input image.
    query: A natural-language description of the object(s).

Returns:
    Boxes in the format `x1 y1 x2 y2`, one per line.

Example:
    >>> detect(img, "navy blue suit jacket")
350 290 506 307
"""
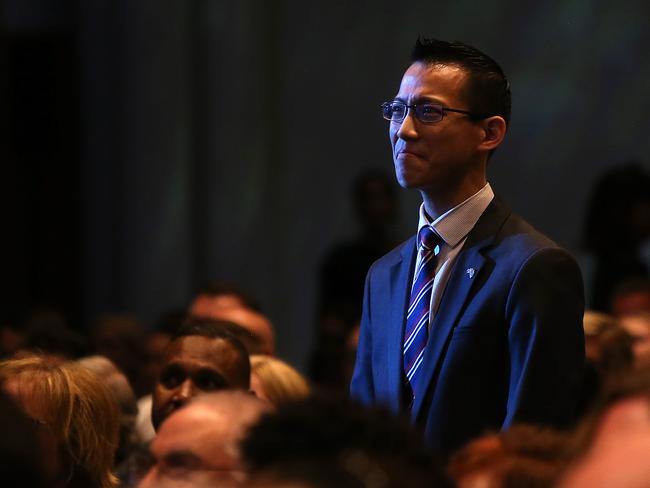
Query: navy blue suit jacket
350 197 585 454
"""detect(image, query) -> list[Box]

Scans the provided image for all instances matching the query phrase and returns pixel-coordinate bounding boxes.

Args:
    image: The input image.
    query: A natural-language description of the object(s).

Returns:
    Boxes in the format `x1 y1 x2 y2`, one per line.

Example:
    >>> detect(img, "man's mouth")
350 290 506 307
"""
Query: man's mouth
396 149 423 159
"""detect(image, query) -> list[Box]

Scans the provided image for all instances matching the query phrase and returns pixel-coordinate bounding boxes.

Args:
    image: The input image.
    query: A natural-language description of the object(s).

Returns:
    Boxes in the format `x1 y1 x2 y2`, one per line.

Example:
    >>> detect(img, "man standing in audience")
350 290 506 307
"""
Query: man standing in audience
140 391 269 488
350 38 585 454
151 321 251 431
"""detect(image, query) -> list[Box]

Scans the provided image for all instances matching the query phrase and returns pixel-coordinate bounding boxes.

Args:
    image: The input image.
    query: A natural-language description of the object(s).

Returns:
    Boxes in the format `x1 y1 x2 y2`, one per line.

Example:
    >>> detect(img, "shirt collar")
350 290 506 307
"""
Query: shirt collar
417 183 495 248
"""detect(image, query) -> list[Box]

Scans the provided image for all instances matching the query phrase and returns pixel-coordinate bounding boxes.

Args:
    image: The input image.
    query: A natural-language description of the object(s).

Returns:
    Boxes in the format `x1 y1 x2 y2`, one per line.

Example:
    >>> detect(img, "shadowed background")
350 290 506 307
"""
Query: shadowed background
2 0 650 370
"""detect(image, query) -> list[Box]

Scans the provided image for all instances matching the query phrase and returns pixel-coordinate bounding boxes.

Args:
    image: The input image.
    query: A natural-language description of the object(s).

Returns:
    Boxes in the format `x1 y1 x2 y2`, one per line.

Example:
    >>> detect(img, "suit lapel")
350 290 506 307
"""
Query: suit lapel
411 197 512 421
386 237 417 412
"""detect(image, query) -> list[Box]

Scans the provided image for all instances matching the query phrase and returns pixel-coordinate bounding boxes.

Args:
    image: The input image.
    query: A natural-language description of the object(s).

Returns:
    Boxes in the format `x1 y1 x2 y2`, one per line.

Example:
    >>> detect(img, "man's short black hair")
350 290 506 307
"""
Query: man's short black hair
411 37 511 125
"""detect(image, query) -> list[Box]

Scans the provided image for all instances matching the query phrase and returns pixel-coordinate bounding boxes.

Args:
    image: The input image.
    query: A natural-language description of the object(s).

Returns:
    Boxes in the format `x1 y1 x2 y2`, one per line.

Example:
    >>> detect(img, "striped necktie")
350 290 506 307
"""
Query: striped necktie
403 225 441 408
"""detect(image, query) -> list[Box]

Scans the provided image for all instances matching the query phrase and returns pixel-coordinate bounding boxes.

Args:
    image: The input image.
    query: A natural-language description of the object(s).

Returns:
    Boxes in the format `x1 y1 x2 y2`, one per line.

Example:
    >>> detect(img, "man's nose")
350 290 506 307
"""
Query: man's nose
396 110 418 140
171 379 194 407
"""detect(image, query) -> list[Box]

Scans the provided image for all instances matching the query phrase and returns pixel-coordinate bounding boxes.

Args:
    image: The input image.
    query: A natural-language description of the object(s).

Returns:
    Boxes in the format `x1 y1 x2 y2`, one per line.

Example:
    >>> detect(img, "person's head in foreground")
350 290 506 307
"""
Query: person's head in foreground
139 391 269 488
559 365 650 487
0 354 121 488
241 396 453 487
448 424 572 487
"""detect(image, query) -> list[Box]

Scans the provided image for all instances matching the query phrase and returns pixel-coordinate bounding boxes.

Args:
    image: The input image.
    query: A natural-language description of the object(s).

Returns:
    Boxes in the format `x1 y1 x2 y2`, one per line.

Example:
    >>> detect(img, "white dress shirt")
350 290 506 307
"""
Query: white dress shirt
414 183 495 328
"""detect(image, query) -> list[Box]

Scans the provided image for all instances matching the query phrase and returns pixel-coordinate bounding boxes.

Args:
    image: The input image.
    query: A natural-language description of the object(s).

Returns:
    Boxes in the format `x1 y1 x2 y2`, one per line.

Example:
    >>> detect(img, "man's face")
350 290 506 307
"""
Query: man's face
189 295 276 356
139 404 244 488
151 336 249 430
389 62 485 196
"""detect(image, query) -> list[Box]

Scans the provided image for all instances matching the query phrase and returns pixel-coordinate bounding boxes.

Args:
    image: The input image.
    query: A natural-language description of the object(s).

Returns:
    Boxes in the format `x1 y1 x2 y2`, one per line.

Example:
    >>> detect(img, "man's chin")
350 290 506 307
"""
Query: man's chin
395 172 423 190
394 162 426 189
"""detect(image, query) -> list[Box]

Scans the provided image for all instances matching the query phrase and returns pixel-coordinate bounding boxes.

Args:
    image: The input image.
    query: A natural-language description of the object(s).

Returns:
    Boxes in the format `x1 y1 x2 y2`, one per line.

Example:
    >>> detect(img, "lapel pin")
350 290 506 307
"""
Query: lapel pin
466 268 475 279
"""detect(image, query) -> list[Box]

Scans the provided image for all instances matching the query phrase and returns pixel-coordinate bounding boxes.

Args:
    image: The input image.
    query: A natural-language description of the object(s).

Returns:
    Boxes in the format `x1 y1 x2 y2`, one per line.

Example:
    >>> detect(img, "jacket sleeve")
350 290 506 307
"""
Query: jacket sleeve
349 267 375 405
503 247 585 428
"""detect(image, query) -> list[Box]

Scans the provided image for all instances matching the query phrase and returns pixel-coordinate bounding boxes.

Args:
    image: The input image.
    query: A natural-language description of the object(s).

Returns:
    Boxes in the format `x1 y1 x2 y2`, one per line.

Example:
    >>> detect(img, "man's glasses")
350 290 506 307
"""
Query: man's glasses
381 101 487 125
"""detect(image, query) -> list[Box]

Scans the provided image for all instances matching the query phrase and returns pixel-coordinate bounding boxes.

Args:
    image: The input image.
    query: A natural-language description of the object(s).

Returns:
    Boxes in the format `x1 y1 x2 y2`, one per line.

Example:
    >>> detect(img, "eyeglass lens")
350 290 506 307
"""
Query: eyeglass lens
383 102 444 124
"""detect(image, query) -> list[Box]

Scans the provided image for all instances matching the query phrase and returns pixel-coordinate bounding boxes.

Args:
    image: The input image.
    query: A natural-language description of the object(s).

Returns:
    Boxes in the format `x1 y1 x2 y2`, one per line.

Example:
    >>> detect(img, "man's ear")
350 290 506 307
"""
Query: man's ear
478 116 507 153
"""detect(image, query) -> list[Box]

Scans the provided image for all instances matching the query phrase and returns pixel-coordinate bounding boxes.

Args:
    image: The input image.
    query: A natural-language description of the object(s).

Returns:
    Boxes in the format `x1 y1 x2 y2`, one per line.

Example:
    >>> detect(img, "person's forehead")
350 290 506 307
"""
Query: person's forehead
153 405 229 456
164 336 238 367
216 308 274 351
396 62 468 102
190 293 246 317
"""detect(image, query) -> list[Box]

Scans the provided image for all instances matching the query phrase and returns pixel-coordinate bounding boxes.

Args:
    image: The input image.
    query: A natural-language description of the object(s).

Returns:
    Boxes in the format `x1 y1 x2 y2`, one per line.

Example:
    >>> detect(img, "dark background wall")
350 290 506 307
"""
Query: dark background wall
2 0 650 370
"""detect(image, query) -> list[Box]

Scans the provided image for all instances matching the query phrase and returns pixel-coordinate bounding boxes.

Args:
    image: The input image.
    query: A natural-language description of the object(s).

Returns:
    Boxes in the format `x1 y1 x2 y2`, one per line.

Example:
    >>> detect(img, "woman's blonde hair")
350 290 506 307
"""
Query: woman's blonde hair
0 355 121 488
250 355 310 405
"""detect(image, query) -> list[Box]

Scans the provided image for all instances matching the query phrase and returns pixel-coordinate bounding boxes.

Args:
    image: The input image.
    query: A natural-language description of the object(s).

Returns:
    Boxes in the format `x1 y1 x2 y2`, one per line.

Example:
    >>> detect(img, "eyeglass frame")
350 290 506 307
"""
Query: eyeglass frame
381 100 490 125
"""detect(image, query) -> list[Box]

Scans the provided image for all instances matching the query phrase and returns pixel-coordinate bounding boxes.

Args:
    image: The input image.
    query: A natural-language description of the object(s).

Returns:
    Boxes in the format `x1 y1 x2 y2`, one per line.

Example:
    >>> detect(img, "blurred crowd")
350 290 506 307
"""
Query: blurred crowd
0 164 649 488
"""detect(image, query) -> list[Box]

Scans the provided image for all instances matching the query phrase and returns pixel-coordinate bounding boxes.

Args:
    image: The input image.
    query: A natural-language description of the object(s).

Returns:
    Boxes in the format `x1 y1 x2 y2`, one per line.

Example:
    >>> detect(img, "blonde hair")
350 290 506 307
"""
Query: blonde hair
0 355 121 488
250 355 310 405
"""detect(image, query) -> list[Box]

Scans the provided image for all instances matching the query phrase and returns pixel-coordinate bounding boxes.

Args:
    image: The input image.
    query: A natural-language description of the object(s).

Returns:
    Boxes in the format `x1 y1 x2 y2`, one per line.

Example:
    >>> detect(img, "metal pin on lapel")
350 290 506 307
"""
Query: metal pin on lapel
466 268 475 278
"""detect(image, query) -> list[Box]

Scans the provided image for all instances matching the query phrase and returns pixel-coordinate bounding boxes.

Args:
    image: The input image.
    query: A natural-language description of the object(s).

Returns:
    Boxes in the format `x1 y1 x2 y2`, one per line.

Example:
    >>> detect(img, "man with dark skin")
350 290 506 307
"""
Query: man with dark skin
151 321 251 431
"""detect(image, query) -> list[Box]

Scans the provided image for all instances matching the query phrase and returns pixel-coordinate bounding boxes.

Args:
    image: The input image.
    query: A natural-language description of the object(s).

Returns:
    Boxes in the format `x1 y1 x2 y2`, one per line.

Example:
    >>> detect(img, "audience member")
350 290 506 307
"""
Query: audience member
184 316 265 356
560 396 650 487
590 322 634 375
312 169 400 391
583 311 618 361
0 354 121 488
619 312 650 368
241 396 452 488
610 278 650 317
77 355 139 463
578 311 634 425
151 320 251 431
250 355 310 405
139 391 270 488
581 162 650 311
137 318 257 445
559 366 650 487
190 283 262 313
447 424 572 487
583 311 634 376
189 284 275 355
122 320 253 487
92 315 149 396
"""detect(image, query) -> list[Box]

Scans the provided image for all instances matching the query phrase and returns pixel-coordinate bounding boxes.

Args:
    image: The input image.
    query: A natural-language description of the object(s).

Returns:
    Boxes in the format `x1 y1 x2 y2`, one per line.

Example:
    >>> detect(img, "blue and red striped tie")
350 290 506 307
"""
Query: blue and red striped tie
403 225 441 408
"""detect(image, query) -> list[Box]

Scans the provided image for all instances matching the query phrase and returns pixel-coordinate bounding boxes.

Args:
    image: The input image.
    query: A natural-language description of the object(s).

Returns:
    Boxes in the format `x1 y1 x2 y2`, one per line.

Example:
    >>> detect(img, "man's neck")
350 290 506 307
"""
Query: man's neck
421 179 486 220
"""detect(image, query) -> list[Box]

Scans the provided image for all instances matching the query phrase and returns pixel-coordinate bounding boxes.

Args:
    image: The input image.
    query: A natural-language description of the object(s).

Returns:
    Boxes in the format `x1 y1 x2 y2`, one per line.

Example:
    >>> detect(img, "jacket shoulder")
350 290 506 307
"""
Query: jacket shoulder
497 212 571 258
